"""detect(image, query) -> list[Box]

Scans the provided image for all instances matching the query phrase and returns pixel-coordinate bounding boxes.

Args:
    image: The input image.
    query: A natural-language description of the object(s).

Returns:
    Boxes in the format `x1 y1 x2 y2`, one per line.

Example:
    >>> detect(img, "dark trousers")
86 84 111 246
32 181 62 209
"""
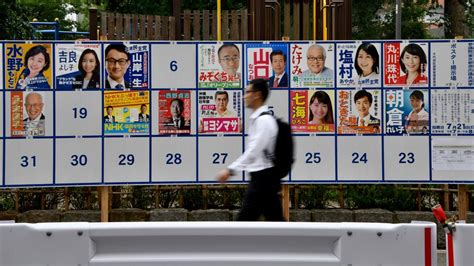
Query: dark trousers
237 167 284 221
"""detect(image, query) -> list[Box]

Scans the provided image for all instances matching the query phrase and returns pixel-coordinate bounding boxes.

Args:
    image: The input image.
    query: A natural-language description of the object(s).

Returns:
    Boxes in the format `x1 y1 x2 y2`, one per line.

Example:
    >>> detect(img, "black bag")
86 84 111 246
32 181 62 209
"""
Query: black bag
260 112 294 178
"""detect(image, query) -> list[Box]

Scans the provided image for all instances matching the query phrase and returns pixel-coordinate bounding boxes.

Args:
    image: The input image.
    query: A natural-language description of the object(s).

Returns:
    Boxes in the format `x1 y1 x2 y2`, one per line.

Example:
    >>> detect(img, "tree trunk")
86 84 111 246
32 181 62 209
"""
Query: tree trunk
445 0 470 38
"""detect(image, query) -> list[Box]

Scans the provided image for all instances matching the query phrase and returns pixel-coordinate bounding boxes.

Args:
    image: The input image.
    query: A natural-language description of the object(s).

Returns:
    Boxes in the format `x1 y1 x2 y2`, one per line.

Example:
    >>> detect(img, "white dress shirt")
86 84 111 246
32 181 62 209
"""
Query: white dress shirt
107 76 126 89
228 105 278 172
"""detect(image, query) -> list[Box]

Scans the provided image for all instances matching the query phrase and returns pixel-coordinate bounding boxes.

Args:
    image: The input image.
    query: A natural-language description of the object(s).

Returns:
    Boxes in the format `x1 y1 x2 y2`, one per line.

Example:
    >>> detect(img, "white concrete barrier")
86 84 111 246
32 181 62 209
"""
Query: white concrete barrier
0 222 436 266
445 223 474 266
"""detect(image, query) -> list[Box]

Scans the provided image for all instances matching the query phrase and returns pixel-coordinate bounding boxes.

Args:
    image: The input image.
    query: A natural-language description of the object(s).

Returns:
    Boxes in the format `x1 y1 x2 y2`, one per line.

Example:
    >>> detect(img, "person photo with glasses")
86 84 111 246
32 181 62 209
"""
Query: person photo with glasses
105 43 130 89
23 92 46 136
299 44 333 87
217 44 241 82
268 50 288 88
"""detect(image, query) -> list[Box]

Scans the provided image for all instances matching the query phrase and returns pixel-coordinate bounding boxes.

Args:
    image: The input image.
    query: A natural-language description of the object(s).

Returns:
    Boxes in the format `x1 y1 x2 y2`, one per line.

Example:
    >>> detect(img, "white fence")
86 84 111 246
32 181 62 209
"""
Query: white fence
445 223 474 266
0 221 436 266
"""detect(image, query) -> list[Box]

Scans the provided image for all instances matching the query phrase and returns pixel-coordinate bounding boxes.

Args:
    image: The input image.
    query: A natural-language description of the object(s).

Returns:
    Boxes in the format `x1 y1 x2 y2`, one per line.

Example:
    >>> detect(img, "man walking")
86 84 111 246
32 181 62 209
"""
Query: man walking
216 78 284 221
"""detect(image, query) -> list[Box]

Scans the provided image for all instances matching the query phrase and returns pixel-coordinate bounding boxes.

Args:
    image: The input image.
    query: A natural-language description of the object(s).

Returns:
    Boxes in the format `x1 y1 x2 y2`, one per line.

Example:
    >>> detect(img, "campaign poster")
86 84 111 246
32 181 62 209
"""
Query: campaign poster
431 41 474 87
158 90 191 134
198 90 242 134
337 89 381 134
104 43 149 89
290 90 335 133
384 42 429 87
10 91 46 137
290 43 335 88
431 90 473 134
198 43 242 88
103 91 150 134
245 43 289 87
385 89 430 135
55 43 101 90
336 42 382 87
4 43 53 90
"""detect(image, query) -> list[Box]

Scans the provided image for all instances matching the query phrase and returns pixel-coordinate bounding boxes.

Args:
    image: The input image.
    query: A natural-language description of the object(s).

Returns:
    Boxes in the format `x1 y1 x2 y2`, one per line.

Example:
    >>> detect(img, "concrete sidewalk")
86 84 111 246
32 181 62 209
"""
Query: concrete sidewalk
438 250 447 266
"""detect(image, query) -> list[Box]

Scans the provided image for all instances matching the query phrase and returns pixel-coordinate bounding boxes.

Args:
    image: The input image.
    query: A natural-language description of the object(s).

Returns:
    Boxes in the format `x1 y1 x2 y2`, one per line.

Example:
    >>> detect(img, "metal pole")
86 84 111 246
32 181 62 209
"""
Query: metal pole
322 0 327 40
395 0 401 39
313 0 317 40
55 20 60 40
217 0 222 41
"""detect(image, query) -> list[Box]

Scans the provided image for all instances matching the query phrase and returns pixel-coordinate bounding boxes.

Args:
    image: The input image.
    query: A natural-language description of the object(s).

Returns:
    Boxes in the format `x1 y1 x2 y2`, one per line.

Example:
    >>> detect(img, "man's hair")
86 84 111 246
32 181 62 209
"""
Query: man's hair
249 78 270 102
171 98 184 108
105 43 130 60
354 89 373 104
106 105 113 110
25 92 43 104
307 44 326 60
218 44 240 58
270 50 286 63
140 104 147 108
215 91 229 100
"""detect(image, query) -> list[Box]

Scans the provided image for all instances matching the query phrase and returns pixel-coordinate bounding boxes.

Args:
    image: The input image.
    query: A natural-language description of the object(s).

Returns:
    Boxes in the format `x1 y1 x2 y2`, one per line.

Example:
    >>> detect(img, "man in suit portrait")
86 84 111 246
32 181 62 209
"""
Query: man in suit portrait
138 104 150 122
163 98 190 130
105 43 131 89
268 50 288 88
354 89 380 128
104 105 115 123
298 44 333 86
23 92 45 136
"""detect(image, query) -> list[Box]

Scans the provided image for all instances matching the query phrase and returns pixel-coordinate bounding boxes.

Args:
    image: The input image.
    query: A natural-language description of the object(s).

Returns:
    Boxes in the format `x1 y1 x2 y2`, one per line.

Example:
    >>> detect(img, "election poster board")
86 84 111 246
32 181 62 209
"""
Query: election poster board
0 39 473 188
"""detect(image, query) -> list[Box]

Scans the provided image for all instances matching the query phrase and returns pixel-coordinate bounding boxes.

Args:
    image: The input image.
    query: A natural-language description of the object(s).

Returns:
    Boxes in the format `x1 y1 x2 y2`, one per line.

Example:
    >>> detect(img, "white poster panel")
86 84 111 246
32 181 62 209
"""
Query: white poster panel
152 137 196 182
55 91 102 136
431 41 474 87
104 137 149 183
432 136 474 181
384 136 430 181
198 136 243 182
151 90 197 135
431 89 474 134
151 44 196 88
5 91 53 137
5 138 53 185
336 42 382 88
290 42 335 88
55 138 102 184
337 136 382 181
244 90 288 133
291 136 336 181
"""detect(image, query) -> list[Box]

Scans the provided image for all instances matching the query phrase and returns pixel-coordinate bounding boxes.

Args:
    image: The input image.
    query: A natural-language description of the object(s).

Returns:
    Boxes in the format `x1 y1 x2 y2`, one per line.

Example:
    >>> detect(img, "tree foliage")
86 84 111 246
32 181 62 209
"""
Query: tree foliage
0 0 88 40
0 1 31 39
353 0 436 40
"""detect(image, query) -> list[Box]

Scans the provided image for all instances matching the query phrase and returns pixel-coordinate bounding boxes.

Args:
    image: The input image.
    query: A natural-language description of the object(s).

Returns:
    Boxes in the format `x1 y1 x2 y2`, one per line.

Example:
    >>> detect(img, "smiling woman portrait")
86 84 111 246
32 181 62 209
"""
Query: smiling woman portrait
15 45 51 90
399 43 428 86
